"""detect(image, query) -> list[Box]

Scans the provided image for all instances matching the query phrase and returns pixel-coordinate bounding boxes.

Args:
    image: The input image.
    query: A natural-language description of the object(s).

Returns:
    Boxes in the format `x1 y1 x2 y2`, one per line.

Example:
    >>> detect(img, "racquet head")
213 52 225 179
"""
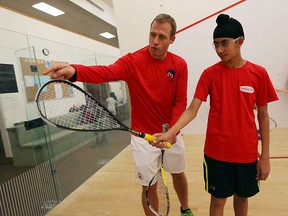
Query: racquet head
146 167 170 216
35 79 128 132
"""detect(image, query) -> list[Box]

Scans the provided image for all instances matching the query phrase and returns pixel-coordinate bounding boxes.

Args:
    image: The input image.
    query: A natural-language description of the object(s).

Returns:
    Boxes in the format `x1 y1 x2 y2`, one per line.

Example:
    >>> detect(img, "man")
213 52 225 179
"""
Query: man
154 14 278 216
44 14 194 216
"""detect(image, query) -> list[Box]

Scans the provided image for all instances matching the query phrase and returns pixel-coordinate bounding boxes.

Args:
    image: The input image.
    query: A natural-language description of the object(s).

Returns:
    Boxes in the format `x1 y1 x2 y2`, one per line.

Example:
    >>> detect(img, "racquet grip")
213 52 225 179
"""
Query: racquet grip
144 134 171 149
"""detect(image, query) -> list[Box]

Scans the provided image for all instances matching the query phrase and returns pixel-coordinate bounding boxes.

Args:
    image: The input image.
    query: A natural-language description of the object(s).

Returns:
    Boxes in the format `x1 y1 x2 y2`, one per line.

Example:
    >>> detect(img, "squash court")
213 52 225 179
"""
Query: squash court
47 127 288 216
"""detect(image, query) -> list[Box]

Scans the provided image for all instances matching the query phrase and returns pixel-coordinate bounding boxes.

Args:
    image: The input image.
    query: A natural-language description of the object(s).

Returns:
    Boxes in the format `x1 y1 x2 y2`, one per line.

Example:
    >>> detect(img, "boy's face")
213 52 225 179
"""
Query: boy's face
213 37 242 62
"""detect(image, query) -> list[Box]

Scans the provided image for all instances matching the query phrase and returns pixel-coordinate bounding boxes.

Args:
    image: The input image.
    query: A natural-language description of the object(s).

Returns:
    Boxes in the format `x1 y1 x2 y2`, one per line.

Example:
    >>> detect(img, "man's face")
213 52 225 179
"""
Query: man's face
149 21 175 60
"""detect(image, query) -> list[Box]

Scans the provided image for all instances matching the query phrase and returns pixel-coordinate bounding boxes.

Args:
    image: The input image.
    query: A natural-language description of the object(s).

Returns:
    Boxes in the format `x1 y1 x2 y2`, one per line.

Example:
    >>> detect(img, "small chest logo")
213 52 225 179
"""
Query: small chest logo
166 69 176 82
240 86 254 93
137 172 144 180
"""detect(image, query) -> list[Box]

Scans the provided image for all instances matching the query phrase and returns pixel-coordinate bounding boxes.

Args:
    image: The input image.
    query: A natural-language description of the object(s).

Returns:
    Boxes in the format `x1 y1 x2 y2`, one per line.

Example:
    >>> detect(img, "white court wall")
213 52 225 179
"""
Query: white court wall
113 0 288 134
113 0 242 55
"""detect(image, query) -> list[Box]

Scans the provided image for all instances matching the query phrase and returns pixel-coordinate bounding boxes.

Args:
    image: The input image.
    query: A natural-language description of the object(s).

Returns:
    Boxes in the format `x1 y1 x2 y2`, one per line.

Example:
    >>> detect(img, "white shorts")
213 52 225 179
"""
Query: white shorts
131 134 186 186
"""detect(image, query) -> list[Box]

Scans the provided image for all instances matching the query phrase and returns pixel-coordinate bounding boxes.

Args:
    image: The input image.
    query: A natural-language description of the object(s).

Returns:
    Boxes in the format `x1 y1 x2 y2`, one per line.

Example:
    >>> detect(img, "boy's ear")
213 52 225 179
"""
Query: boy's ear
238 37 245 45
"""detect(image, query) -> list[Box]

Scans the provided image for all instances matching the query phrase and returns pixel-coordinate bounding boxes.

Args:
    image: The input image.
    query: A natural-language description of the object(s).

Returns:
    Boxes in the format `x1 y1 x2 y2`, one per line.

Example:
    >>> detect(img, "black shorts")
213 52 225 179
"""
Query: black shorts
203 154 260 198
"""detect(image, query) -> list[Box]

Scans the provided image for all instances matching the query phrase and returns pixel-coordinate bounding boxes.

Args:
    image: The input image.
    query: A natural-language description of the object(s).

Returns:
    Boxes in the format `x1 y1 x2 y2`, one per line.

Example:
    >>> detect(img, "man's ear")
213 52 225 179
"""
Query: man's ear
170 35 176 44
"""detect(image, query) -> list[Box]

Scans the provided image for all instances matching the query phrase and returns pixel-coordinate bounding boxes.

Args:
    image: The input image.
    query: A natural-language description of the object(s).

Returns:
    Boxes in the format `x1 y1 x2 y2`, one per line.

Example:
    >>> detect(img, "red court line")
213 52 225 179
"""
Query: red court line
258 153 288 159
270 156 288 159
177 0 247 34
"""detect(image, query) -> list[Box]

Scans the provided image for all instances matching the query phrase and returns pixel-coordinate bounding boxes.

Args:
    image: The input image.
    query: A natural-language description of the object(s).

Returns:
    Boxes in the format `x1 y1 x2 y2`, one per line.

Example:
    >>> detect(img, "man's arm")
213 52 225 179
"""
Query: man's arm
43 54 132 83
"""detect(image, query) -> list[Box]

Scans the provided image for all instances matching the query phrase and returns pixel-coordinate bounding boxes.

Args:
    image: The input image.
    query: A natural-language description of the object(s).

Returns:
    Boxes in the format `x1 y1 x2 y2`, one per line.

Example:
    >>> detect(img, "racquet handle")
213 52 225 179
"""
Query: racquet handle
144 134 171 149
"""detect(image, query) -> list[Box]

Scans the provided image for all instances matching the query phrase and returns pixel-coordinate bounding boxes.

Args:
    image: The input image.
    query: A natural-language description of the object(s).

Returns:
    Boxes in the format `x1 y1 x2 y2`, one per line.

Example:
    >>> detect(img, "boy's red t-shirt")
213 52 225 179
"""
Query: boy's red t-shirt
194 61 278 163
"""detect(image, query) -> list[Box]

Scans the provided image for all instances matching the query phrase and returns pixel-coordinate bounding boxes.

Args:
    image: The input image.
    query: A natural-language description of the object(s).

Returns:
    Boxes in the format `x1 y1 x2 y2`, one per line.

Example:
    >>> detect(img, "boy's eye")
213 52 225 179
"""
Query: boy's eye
221 41 229 47
213 40 230 49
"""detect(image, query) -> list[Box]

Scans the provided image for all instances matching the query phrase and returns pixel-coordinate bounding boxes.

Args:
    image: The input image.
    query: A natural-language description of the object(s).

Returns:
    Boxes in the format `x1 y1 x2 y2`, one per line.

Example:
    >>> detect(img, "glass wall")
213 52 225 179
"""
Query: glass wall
0 28 130 215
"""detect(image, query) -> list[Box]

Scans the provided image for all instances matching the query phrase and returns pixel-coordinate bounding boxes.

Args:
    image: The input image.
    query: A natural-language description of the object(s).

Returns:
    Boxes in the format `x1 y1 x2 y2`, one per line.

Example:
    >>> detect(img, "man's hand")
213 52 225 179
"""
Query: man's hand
43 64 76 80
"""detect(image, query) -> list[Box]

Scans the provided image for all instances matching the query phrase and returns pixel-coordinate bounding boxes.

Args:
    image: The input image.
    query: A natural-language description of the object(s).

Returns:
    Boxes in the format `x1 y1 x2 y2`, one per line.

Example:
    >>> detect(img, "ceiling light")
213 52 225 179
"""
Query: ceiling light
32 2 65 16
99 32 115 39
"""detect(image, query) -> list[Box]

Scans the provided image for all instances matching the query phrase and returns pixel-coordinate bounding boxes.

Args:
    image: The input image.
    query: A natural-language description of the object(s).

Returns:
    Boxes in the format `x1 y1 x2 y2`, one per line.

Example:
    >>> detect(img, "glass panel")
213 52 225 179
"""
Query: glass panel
0 29 130 215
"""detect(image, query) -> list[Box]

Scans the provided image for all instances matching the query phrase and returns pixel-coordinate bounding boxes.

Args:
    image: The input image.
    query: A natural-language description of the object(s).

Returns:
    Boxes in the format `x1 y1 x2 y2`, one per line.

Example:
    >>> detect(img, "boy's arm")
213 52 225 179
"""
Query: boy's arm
154 98 202 147
169 98 202 136
257 104 270 180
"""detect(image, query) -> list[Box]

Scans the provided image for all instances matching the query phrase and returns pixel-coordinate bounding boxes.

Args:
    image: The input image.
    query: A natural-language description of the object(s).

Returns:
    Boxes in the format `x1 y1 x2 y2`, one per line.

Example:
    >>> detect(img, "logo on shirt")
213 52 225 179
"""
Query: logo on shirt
240 86 254 93
166 69 176 82
137 172 144 180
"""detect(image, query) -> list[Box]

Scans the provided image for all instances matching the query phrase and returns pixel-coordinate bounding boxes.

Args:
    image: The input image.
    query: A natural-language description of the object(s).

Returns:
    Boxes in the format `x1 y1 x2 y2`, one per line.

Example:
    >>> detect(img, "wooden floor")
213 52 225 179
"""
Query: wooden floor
47 128 288 216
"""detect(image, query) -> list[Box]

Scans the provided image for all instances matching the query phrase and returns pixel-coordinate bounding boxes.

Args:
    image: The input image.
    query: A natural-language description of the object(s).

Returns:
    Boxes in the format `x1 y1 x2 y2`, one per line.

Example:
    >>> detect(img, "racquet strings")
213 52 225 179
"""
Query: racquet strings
149 168 169 216
36 81 124 131
147 148 169 216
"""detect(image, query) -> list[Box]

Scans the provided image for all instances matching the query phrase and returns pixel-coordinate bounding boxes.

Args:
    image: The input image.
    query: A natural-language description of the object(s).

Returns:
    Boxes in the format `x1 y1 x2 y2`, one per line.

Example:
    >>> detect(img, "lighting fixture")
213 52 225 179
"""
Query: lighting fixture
99 32 115 39
32 2 65 16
